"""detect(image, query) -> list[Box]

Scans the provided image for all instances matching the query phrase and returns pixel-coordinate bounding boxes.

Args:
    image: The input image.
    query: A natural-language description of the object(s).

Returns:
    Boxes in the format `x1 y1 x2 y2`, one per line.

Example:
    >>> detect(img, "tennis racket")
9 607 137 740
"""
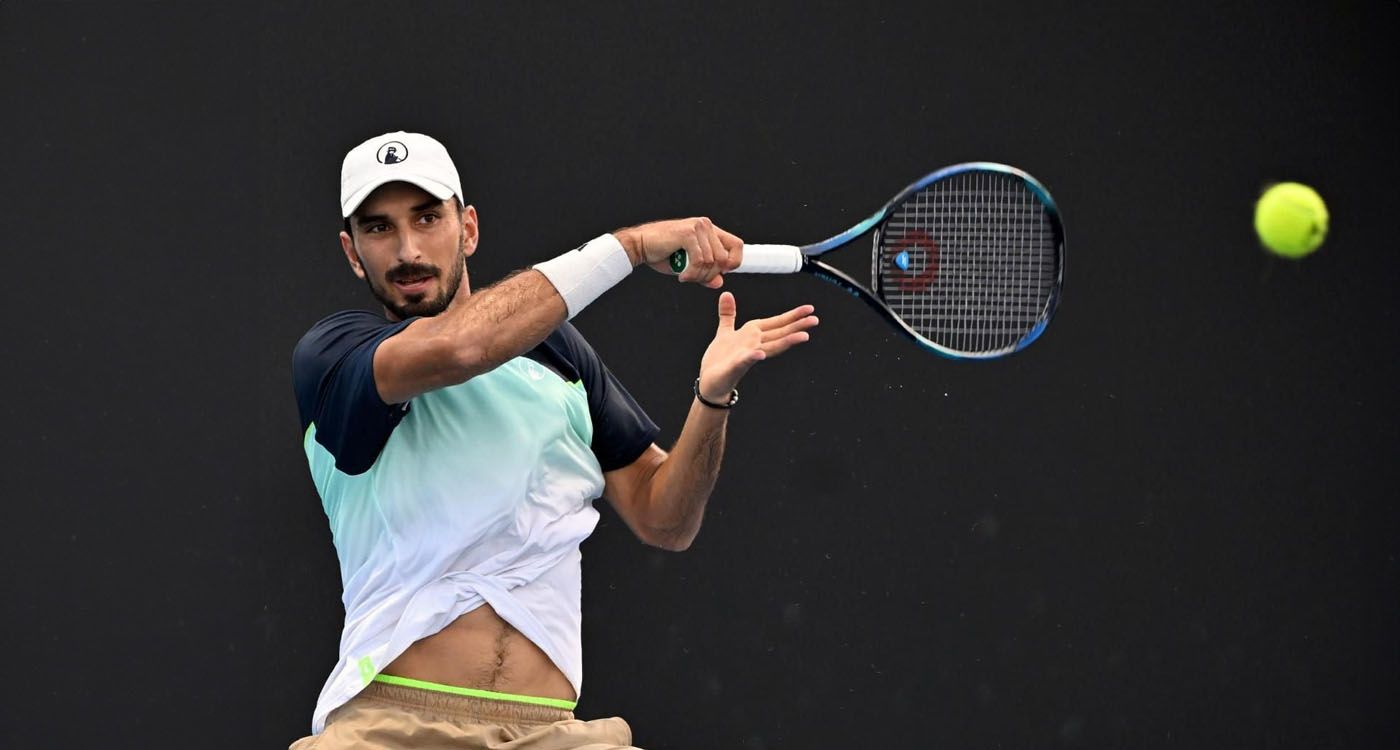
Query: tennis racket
670 163 1065 359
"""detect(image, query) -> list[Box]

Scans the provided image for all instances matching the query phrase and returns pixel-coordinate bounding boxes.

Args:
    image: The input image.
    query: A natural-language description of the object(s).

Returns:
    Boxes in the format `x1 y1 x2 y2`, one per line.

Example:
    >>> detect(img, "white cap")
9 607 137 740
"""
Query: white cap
339 131 463 218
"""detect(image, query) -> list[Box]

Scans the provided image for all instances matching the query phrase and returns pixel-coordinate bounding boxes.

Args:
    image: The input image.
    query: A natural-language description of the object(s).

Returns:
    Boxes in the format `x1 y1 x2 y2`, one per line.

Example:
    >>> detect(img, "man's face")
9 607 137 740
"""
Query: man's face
340 182 478 321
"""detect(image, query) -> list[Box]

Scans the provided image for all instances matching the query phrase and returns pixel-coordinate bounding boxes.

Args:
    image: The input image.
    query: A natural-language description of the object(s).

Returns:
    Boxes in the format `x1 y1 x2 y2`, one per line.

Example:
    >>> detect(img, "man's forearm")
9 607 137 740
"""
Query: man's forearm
412 232 641 390
381 219 738 406
376 268 572 406
427 268 568 379
640 398 731 550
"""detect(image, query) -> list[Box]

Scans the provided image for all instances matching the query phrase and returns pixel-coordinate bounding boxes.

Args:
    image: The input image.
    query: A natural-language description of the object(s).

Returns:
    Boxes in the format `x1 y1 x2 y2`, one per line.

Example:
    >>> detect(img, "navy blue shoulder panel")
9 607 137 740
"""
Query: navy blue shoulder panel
292 310 417 475
535 323 660 472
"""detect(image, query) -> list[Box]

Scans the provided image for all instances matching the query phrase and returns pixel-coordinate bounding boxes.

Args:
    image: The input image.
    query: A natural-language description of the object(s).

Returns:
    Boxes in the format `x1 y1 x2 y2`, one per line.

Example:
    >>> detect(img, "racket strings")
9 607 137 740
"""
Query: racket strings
875 171 1058 355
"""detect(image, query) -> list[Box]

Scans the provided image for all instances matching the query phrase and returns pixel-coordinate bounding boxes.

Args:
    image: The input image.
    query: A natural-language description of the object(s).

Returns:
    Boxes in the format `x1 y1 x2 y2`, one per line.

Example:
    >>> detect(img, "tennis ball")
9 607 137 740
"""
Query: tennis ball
1254 182 1328 258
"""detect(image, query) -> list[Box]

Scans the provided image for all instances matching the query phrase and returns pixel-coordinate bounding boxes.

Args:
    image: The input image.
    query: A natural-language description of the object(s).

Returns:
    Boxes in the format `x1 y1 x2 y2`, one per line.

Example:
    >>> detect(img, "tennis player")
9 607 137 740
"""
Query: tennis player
289 131 817 749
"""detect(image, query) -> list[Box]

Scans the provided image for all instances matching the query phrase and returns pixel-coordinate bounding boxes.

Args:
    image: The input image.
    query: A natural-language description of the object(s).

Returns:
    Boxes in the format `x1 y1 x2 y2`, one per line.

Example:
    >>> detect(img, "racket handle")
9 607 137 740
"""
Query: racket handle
667 244 804 274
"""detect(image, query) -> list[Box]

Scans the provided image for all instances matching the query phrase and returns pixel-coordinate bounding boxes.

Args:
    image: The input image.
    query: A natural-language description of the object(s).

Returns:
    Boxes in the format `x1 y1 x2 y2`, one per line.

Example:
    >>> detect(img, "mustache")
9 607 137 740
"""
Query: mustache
386 263 440 283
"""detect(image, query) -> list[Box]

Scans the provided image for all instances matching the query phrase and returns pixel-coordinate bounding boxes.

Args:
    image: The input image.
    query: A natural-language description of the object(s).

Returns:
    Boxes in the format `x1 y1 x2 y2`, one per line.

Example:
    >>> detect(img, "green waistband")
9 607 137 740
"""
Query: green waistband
372 673 578 710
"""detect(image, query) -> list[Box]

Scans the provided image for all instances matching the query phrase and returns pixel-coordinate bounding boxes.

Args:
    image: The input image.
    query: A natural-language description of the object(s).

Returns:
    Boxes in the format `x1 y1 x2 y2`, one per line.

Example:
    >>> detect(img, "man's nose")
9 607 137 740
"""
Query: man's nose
395 231 425 263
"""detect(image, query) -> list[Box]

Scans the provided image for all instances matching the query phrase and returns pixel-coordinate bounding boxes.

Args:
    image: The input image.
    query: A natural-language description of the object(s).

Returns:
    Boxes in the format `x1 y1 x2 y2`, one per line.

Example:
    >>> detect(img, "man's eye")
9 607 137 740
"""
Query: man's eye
419 213 439 224
366 223 388 233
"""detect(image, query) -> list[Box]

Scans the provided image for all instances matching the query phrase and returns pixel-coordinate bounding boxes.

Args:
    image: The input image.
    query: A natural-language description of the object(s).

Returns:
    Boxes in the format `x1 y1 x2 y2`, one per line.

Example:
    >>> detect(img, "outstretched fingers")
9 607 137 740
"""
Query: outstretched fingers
753 306 818 357
756 304 817 330
759 330 813 357
760 313 819 344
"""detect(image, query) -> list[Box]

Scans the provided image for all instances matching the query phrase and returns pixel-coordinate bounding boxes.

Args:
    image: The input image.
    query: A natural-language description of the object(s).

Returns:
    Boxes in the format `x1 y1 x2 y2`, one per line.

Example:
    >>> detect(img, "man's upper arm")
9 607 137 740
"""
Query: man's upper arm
292 311 416 474
371 318 471 405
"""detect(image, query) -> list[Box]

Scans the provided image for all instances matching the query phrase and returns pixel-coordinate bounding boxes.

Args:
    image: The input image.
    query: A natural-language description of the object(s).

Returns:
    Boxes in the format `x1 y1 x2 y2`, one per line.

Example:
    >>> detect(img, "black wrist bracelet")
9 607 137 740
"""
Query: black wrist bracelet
693 378 739 409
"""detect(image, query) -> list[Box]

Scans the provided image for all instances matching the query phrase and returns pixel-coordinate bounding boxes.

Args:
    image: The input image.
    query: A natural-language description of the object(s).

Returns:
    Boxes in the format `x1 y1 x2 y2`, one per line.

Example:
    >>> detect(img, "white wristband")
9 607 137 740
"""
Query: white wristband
532 234 634 319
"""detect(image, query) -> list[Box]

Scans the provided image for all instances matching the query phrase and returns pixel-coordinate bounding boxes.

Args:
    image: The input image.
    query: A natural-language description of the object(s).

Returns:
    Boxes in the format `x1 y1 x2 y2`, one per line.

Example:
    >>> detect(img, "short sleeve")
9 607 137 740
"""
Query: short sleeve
540 323 660 472
292 310 417 475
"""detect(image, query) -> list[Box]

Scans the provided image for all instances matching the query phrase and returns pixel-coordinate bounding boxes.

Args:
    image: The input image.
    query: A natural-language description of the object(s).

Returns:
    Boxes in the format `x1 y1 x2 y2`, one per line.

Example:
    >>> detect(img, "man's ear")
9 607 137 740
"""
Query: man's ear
339 230 367 280
460 204 480 259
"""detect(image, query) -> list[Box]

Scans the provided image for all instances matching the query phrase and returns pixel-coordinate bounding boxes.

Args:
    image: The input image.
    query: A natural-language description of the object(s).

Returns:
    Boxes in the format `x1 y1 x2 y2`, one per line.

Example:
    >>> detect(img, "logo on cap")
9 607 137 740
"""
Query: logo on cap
376 141 409 165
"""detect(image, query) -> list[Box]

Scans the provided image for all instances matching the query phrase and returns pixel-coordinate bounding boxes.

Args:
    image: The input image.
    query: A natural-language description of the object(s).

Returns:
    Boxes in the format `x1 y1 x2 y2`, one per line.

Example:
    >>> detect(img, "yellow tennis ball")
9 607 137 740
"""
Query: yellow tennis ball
1254 182 1328 258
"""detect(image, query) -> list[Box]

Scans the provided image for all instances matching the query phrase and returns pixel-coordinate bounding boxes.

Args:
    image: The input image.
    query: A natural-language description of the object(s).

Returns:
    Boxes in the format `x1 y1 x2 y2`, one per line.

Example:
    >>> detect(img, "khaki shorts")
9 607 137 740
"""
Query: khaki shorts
289 680 640 750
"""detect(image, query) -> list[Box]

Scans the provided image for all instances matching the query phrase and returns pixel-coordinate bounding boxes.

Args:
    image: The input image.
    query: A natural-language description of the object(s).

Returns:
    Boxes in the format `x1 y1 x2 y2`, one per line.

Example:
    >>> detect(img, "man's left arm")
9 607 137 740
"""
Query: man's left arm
604 292 818 550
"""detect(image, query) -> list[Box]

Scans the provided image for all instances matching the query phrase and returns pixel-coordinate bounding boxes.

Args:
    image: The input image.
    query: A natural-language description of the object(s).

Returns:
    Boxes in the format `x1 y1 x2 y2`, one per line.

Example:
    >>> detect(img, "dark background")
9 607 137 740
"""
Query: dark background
2 1 1396 748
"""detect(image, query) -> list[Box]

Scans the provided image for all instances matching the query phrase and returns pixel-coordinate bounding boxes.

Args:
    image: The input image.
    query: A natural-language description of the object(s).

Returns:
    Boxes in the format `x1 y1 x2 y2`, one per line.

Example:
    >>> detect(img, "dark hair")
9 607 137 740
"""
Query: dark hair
343 195 464 238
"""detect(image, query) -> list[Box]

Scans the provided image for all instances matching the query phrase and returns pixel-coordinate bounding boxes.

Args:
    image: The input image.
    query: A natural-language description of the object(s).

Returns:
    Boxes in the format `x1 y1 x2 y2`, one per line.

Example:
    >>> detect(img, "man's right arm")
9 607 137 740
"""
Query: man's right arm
373 269 565 404
372 218 743 405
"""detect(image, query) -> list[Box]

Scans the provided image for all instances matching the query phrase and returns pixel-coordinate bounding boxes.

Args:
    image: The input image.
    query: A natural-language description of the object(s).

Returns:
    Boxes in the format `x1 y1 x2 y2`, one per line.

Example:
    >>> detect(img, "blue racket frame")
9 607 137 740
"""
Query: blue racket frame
795 162 1066 360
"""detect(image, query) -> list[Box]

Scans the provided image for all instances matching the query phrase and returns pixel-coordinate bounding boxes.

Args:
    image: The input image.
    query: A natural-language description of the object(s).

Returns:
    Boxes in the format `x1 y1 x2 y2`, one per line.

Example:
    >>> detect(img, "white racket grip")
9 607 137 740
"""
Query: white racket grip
734 244 804 273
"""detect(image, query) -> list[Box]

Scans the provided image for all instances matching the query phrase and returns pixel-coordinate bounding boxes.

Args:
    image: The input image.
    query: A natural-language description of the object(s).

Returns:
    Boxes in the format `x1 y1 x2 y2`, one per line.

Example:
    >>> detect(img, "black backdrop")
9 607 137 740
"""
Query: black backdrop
2 2 1397 748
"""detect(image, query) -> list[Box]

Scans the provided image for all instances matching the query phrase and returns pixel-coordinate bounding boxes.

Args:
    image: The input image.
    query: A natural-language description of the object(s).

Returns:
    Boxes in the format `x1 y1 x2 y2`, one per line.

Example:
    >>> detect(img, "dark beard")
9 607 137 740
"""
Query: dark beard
364 247 466 320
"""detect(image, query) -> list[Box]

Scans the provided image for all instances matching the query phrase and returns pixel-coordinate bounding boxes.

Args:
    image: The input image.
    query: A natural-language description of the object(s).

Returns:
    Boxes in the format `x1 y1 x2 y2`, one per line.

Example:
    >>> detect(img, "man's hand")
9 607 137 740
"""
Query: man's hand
613 217 744 289
697 292 818 401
